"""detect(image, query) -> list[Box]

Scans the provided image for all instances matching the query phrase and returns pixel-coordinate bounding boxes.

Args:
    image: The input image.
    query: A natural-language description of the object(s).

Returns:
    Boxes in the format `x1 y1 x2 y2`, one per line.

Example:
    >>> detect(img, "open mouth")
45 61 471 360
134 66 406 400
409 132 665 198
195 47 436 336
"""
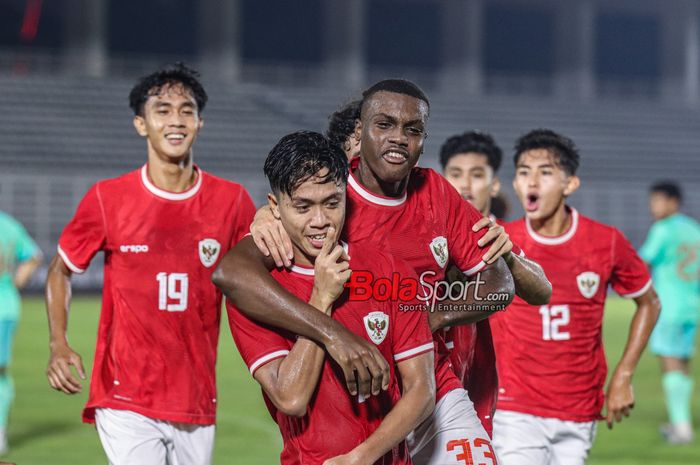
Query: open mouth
165 133 186 146
307 232 327 249
382 150 408 164
526 193 540 212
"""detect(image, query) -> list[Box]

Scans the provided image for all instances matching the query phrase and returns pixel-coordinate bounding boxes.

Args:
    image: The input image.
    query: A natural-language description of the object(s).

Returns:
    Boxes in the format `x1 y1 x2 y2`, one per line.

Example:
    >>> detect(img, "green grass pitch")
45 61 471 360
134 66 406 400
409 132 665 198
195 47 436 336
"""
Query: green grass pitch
4 296 699 464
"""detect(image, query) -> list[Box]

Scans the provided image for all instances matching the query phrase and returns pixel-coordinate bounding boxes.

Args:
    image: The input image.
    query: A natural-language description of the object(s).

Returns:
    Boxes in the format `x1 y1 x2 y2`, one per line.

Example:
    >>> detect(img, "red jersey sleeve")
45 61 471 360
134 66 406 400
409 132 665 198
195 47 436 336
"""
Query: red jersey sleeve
58 184 106 273
436 172 489 276
230 187 257 248
227 302 291 376
387 256 434 362
610 228 652 298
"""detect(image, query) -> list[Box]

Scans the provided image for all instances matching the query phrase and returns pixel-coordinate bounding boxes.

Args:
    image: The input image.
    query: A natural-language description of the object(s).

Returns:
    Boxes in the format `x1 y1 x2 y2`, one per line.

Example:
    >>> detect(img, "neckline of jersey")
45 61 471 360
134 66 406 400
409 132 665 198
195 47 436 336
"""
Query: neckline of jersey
140 164 202 201
525 207 579 245
290 241 350 276
348 170 407 207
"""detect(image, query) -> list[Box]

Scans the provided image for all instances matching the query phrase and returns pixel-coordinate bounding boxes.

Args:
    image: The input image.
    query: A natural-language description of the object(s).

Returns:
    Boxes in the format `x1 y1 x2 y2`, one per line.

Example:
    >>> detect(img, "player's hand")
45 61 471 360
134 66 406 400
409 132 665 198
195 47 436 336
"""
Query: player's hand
322 450 362 465
473 217 513 264
250 206 294 268
312 226 351 310
47 342 86 395
605 371 635 429
325 327 391 399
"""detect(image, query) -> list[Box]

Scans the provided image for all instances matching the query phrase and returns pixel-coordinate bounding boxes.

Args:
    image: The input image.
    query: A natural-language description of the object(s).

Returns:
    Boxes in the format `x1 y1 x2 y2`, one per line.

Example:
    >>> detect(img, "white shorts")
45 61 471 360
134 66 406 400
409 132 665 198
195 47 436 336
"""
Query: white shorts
408 388 498 465
95 408 215 465
493 410 597 465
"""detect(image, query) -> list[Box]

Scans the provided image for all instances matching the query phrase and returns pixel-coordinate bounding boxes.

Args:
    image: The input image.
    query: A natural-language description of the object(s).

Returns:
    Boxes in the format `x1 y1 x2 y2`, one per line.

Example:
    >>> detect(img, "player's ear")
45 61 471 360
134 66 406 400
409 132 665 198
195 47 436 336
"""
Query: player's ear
491 176 501 197
197 117 204 130
563 175 580 197
353 118 362 143
133 115 147 137
267 193 281 219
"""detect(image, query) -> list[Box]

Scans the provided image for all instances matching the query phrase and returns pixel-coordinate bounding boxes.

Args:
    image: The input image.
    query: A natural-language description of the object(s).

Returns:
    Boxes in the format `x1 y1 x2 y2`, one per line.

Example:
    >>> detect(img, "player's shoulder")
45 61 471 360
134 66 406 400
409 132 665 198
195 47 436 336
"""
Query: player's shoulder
576 211 621 240
408 166 444 192
347 240 402 272
200 169 248 195
503 217 526 233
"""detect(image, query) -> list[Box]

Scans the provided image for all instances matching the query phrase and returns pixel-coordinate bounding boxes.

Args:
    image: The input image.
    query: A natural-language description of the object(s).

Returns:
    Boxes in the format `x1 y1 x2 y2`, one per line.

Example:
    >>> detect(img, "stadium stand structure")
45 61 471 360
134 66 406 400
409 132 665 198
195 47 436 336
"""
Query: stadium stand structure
1 75 698 289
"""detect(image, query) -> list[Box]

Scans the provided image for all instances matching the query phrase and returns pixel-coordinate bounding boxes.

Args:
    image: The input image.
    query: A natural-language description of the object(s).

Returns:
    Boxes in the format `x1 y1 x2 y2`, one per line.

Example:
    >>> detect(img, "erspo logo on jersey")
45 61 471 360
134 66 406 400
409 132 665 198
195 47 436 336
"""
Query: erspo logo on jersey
120 244 149 253
344 270 510 313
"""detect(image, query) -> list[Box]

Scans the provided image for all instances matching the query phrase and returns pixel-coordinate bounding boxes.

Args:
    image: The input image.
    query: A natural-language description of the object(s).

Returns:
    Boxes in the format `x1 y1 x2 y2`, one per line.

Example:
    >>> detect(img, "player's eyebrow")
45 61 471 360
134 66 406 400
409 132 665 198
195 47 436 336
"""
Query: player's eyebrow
291 192 341 204
373 113 397 122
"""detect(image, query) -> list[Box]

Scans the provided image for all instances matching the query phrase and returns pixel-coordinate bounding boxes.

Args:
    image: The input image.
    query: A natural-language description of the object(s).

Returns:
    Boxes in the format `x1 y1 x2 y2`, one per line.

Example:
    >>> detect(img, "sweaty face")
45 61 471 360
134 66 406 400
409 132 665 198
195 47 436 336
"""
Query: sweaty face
357 91 428 184
513 149 577 221
134 83 202 162
271 171 346 267
444 153 498 215
649 192 679 220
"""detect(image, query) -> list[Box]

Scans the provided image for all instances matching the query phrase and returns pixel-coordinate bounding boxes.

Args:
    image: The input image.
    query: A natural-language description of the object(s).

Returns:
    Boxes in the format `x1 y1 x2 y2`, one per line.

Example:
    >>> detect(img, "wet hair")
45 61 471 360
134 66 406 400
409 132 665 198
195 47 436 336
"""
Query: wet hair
650 181 682 202
514 129 580 176
360 79 430 117
439 131 502 172
128 62 208 116
326 100 361 150
264 131 349 197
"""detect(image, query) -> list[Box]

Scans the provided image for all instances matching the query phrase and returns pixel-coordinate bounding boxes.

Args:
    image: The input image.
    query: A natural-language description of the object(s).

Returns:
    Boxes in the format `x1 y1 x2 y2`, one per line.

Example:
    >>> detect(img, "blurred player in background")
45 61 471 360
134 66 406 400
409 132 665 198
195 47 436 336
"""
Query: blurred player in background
229 131 435 465
0 211 42 454
491 129 661 465
640 181 700 444
439 130 551 436
326 99 362 160
216 80 515 465
44 63 255 465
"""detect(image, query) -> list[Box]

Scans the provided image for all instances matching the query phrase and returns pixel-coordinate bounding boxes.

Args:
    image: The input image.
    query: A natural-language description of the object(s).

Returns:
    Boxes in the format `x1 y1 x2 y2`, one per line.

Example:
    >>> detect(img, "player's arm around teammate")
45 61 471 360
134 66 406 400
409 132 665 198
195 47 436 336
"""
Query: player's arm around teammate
605 287 660 429
214 233 391 399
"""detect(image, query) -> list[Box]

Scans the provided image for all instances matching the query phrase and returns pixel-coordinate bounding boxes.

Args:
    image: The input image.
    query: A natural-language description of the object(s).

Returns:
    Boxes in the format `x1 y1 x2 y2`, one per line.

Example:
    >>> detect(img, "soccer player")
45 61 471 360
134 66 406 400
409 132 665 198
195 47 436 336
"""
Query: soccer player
491 129 661 465
326 99 362 160
215 79 515 465
640 181 700 444
44 64 256 465
438 131 551 436
0 211 42 454
230 131 435 464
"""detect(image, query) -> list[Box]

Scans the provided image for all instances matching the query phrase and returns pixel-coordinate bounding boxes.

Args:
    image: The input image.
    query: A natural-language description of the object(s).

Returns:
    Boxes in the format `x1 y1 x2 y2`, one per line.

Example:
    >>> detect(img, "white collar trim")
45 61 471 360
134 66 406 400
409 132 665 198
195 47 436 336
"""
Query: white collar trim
348 171 406 207
141 164 202 201
290 241 350 276
526 208 579 245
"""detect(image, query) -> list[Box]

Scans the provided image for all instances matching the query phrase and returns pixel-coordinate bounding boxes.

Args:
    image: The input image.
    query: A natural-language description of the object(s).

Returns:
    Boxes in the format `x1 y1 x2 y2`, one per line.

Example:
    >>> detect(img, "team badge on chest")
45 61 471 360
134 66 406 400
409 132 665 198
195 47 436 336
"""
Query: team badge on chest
364 311 389 345
429 236 449 269
199 238 221 268
576 271 600 299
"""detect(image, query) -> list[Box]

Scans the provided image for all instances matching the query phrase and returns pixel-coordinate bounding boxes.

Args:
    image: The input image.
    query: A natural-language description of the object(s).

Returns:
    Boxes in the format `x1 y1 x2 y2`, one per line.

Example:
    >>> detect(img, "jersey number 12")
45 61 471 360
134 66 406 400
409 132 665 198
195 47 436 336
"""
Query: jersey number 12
156 272 188 312
539 305 570 341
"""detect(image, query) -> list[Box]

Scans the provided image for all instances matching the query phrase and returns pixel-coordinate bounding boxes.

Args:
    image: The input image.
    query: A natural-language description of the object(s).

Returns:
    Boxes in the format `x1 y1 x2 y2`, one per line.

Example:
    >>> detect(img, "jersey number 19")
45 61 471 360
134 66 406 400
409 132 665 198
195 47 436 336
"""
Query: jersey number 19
156 272 189 311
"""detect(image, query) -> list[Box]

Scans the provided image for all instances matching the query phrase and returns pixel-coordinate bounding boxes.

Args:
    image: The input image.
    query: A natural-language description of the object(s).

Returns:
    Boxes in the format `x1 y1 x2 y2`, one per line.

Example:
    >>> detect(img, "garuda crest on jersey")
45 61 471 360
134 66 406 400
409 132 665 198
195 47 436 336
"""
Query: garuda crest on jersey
199 238 221 268
576 271 600 299
429 236 449 269
364 311 389 345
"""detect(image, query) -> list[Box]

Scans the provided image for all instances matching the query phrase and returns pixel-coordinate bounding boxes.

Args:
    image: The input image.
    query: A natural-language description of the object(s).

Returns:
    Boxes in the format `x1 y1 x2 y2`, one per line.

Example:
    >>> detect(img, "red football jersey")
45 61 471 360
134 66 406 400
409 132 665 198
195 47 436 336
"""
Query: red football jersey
344 158 489 402
446 216 524 435
228 244 434 465
58 165 256 425
492 208 652 422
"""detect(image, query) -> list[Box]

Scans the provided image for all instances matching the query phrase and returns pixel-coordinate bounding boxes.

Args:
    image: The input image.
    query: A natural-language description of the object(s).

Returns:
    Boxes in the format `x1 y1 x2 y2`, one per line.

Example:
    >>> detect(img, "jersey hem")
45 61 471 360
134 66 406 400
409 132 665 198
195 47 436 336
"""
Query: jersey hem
620 279 652 299
249 349 291 375
83 401 216 426
496 403 603 422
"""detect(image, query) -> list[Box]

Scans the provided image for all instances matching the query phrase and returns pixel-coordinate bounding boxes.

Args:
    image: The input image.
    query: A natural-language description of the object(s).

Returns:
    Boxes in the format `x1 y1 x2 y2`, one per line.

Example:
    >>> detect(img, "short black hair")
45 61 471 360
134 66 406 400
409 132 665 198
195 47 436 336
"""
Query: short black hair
128 62 208 116
326 100 361 150
650 181 683 202
264 131 349 197
361 79 430 117
514 129 580 176
439 131 502 172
